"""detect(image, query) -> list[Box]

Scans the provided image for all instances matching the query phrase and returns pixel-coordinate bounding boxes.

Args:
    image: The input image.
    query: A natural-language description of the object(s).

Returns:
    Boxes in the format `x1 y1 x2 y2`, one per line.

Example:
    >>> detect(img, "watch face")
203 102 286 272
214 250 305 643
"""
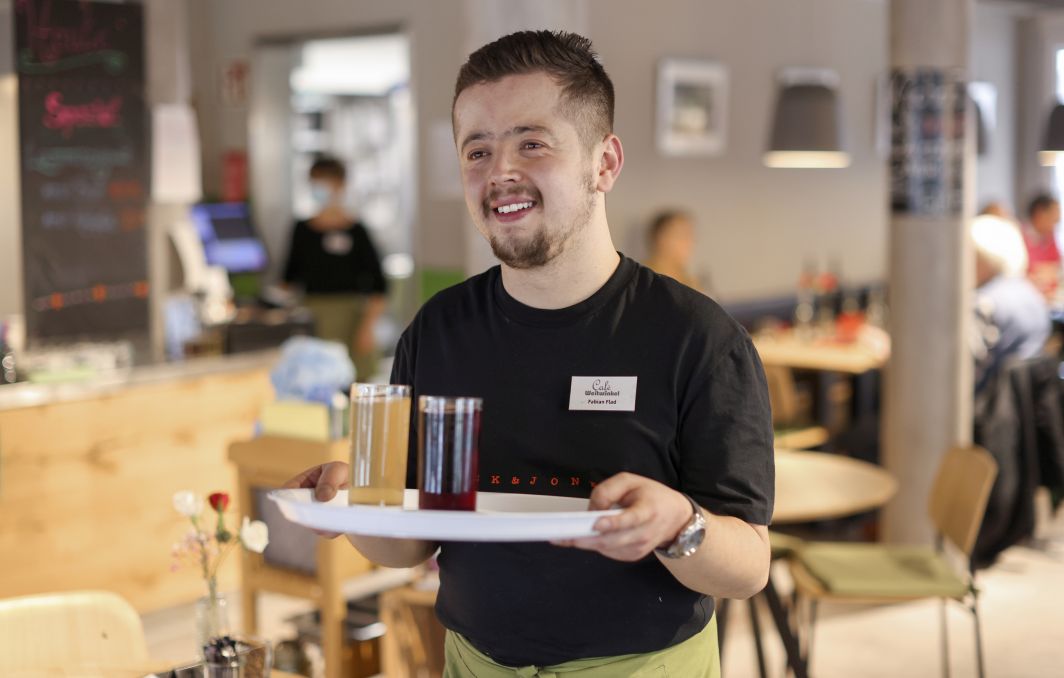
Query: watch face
674 526 705 556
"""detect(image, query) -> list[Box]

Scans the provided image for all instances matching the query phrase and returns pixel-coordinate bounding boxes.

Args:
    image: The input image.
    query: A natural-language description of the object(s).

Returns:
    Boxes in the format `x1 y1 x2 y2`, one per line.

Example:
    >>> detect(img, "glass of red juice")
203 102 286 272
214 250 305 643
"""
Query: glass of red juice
417 395 481 510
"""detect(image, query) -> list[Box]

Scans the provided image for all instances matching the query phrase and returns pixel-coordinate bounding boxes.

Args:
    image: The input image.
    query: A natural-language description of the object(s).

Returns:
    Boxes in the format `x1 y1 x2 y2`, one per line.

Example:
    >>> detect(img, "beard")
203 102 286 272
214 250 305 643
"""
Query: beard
484 173 597 270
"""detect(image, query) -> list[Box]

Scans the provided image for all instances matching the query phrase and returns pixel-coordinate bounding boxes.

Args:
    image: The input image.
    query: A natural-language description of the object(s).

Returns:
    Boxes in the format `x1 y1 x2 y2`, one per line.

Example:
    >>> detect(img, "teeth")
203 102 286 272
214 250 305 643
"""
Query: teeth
496 201 533 214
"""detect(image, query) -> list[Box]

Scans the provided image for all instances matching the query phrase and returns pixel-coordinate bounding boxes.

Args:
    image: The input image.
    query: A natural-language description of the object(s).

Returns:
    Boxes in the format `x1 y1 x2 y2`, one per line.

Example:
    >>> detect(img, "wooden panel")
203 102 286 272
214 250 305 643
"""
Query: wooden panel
0 366 273 612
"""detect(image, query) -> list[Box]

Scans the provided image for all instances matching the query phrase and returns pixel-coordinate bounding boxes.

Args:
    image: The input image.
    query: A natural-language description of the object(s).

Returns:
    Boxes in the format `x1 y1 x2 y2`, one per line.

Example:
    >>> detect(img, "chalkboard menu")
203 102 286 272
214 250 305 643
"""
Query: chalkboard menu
14 0 150 347
889 69 966 217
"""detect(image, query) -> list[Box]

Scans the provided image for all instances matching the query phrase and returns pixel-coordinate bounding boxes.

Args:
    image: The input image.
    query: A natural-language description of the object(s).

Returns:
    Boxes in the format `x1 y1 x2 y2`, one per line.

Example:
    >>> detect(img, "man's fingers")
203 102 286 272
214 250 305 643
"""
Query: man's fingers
282 466 322 490
587 472 641 510
314 462 350 502
282 463 350 502
568 526 656 560
593 503 651 533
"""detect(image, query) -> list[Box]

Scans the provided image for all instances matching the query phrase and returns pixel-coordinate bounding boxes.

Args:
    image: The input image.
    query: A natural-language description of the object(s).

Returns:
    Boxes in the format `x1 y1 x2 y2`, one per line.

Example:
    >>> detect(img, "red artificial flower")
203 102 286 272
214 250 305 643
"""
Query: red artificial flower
208 492 230 512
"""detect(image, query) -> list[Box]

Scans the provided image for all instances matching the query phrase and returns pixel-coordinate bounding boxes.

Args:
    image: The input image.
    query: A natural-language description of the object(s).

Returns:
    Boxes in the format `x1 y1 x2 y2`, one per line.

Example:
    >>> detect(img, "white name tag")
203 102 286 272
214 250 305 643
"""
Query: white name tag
568 376 638 412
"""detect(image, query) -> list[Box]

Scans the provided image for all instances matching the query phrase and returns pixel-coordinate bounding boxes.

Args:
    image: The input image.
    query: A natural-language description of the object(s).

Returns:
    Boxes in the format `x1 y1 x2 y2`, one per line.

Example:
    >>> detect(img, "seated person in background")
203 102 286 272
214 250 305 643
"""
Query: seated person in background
643 210 704 292
978 200 1011 219
971 213 1051 396
283 157 388 380
1020 193 1062 303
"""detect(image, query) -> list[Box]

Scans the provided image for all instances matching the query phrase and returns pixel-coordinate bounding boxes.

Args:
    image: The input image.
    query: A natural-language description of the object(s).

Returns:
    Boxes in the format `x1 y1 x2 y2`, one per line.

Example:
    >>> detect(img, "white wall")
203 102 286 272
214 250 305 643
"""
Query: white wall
590 0 889 302
1017 9 1064 216
972 2 1021 214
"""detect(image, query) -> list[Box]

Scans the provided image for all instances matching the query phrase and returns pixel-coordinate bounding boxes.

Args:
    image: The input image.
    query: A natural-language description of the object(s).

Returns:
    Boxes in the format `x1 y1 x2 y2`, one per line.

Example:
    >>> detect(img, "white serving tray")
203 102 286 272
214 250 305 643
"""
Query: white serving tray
268 488 622 542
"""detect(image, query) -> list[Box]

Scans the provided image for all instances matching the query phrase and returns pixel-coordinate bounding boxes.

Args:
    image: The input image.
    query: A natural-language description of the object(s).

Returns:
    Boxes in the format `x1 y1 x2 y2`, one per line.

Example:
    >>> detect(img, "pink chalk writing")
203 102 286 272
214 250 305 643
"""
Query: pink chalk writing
42 91 122 137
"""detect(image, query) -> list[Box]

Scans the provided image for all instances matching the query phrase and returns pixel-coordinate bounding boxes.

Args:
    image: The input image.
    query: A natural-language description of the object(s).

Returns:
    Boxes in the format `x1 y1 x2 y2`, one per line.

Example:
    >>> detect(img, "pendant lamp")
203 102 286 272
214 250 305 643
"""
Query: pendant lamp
764 68 850 169
1039 102 1064 166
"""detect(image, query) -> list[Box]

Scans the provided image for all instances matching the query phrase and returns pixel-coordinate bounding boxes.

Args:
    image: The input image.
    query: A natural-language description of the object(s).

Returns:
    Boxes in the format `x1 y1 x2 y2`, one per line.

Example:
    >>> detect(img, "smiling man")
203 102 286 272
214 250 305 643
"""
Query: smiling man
286 31 774 677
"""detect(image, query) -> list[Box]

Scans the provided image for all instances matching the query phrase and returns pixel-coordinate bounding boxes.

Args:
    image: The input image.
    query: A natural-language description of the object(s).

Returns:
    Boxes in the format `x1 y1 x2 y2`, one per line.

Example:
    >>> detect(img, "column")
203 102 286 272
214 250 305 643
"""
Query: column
882 0 975 544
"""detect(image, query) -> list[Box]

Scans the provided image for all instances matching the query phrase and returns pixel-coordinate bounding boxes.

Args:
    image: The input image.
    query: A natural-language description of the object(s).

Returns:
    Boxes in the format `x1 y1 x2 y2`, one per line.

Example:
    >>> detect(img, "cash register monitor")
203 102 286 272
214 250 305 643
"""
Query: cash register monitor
189 202 269 274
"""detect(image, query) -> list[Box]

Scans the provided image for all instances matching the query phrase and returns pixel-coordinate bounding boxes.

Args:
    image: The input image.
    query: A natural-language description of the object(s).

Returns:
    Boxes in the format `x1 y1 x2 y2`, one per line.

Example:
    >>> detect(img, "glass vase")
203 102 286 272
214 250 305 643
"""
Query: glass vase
195 592 231 654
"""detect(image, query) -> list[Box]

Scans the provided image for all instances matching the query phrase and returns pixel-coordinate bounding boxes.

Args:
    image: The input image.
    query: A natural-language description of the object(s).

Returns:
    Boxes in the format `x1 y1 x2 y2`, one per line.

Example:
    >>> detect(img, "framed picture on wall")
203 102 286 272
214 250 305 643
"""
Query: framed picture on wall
656 58 728 156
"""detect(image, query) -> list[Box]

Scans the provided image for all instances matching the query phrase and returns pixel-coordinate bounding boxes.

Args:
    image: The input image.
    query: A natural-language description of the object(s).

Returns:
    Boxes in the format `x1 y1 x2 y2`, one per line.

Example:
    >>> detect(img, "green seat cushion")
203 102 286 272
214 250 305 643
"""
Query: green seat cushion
769 531 804 559
798 543 969 599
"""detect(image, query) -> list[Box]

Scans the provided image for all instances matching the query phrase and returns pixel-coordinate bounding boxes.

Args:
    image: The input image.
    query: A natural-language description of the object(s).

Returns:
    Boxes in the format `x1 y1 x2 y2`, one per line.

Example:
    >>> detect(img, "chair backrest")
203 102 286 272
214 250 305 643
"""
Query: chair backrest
380 586 445 678
928 445 999 556
764 365 799 425
0 590 148 672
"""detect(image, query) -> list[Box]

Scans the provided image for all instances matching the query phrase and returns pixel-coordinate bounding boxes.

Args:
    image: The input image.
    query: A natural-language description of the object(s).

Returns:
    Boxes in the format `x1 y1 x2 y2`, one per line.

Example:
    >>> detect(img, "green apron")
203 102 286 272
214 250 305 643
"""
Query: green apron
443 615 720 678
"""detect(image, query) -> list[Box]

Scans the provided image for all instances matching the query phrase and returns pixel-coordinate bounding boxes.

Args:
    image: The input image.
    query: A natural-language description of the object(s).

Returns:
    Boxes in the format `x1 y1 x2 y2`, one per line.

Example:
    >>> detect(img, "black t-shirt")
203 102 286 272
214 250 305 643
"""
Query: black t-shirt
390 254 774 666
282 220 387 295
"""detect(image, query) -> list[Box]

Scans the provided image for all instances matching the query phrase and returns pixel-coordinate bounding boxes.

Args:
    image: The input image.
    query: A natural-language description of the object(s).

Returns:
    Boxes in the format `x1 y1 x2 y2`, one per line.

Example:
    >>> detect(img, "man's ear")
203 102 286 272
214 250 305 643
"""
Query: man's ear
595 134 624 193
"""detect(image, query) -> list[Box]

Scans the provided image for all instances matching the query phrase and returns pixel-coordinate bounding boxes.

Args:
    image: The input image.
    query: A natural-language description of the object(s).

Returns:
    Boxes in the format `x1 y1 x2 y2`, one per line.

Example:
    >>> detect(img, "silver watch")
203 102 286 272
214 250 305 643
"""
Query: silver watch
655 493 706 559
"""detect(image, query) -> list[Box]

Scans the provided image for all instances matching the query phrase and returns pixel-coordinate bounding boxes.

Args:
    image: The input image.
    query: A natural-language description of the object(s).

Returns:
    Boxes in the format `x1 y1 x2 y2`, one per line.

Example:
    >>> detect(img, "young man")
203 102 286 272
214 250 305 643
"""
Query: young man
286 31 773 676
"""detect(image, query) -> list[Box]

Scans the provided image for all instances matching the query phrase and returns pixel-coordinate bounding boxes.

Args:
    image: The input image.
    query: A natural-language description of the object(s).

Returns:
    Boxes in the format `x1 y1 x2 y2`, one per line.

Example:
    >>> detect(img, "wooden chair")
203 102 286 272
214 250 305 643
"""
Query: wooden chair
787 445 998 678
379 586 445 678
0 590 148 674
764 365 829 449
228 435 375 678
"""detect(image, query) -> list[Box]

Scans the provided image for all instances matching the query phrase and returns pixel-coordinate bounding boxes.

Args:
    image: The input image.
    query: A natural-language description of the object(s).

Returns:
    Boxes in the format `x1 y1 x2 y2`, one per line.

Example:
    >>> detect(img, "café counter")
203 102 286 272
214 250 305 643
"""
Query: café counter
0 351 276 612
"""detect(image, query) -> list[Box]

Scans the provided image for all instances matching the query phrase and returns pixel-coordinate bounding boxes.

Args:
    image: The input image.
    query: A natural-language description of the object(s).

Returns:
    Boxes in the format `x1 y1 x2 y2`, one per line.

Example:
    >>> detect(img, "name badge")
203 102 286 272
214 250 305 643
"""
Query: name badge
568 376 638 412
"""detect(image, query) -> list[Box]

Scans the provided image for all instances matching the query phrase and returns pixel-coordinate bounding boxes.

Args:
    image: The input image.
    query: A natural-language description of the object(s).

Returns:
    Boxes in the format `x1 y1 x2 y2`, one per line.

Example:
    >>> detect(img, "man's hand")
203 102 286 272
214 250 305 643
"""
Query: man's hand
283 462 350 539
553 472 692 562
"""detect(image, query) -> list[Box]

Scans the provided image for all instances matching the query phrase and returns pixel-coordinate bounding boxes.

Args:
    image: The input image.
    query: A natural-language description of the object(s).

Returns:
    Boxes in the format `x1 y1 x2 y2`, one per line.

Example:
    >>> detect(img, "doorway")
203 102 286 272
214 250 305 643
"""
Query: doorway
250 30 416 353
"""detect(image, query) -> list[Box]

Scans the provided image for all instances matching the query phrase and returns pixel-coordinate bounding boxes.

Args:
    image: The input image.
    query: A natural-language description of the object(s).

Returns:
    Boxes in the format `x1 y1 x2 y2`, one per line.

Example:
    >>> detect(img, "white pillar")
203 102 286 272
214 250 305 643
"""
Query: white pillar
882 0 975 544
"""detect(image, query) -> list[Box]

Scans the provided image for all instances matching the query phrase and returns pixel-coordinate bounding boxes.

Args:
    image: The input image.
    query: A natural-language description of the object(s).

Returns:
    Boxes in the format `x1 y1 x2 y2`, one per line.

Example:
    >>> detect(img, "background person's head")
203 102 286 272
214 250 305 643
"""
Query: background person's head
308 156 347 210
648 210 696 268
972 214 1029 286
1026 193 1060 237
978 201 1010 219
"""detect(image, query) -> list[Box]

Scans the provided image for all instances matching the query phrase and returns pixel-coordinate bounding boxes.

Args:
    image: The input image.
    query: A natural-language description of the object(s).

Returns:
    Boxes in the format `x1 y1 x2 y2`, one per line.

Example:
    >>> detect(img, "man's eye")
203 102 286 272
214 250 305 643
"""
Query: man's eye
523 142 543 150
467 150 487 161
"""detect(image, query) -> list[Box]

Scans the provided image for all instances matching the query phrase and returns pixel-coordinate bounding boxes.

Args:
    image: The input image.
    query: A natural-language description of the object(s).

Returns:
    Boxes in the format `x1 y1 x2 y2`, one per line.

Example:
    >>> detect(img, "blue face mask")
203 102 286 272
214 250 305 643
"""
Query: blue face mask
310 182 335 207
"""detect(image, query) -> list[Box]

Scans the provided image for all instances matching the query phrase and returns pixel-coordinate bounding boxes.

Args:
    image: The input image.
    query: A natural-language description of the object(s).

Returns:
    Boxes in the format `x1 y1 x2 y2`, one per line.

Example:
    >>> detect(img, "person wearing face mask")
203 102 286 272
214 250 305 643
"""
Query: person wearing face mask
282 157 388 380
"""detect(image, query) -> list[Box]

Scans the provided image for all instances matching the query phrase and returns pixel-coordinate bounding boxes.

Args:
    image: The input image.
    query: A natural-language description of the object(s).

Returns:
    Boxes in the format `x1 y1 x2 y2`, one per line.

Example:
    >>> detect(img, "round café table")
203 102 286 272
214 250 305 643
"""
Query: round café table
721 448 898 678
773 448 898 524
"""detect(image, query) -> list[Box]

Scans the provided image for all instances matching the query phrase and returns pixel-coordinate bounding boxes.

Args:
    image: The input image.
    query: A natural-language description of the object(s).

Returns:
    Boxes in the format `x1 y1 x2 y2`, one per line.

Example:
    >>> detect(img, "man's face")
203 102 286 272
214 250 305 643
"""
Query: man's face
1033 202 1061 236
453 72 599 269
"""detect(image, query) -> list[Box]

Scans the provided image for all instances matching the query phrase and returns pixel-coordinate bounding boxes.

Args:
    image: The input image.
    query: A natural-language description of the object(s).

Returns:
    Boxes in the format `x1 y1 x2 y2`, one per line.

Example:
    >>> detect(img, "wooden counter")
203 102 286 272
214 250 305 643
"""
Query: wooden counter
0 353 276 612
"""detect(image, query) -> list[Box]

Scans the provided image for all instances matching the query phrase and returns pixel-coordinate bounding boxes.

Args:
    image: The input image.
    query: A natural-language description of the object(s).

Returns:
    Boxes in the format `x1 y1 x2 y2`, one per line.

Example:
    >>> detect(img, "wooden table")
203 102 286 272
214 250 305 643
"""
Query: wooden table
773 448 898 524
753 330 889 375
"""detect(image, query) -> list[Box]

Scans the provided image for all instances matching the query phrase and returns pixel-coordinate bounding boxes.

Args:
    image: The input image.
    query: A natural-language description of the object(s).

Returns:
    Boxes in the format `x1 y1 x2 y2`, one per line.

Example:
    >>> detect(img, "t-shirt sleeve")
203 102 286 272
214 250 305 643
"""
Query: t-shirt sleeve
678 334 775 525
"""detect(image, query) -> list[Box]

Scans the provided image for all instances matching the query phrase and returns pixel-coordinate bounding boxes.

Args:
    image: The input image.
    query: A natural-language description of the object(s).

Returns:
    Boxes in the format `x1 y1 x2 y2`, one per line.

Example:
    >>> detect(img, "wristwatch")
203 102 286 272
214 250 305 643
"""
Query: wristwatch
654 493 707 559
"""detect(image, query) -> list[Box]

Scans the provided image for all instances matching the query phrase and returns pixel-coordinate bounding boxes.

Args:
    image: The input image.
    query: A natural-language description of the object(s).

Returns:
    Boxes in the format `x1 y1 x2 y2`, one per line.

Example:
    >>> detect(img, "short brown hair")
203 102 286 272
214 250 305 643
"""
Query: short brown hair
1027 192 1058 219
309 156 346 183
453 30 615 148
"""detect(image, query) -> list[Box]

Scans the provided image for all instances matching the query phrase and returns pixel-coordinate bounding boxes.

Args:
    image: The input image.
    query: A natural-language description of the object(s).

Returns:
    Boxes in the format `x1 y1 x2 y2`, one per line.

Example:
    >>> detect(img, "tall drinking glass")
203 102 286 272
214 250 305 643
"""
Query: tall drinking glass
418 396 482 511
348 383 412 506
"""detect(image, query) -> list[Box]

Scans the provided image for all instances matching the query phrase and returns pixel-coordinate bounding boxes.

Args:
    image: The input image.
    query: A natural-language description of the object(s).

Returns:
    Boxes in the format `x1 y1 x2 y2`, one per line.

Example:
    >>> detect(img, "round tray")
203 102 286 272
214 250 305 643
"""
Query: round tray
268 488 621 542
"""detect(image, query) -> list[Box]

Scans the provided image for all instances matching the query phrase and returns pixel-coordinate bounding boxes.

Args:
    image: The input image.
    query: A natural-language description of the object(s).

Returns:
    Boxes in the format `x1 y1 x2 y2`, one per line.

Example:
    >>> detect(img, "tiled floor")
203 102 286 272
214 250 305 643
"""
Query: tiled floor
143 507 1064 678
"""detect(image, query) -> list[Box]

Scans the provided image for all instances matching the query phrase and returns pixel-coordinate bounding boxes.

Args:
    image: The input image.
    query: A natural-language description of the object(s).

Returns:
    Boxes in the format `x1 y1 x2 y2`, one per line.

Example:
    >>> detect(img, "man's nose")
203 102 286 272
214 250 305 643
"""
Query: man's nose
489 148 522 185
